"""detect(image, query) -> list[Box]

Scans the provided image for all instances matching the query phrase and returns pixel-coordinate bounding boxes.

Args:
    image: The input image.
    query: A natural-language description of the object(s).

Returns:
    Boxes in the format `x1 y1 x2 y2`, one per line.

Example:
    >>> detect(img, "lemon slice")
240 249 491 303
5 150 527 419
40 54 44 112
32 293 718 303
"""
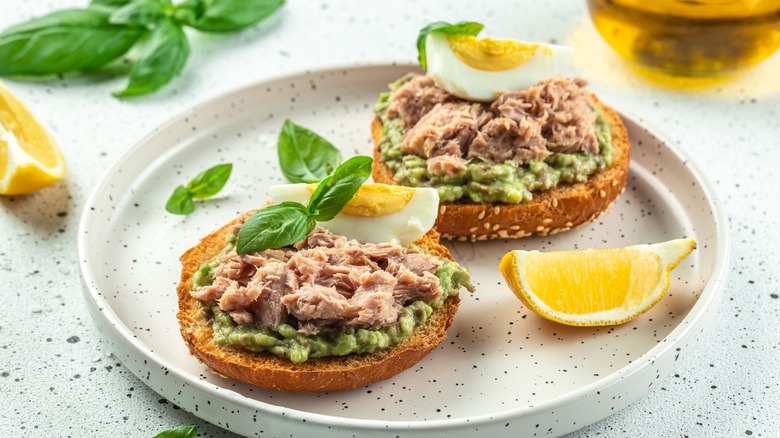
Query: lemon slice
0 81 66 195
499 239 696 326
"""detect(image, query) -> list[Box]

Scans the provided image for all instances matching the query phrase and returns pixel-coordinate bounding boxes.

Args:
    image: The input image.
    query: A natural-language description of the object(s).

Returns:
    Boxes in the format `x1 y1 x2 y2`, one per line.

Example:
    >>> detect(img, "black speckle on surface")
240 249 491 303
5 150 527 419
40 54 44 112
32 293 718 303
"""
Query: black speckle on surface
66 336 80 344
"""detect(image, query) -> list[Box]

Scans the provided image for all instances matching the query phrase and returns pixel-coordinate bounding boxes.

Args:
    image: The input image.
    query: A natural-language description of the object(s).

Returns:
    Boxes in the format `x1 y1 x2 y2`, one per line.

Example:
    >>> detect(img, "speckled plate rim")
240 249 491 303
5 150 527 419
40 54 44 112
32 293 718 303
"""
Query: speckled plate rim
77 63 731 435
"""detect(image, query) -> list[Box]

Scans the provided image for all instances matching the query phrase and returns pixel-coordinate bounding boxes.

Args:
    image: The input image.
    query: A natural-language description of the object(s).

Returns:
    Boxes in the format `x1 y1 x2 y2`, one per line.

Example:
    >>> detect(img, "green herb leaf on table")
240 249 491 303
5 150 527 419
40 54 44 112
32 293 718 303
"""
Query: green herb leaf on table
307 155 372 222
114 17 190 96
152 424 198 438
186 162 232 199
165 163 232 215
277 119 343 184
175 0 285 33
0 9 145 76
236 156 373 255
236 202 314 254
109 0 166 28
165 185 196 215
416 21 484 70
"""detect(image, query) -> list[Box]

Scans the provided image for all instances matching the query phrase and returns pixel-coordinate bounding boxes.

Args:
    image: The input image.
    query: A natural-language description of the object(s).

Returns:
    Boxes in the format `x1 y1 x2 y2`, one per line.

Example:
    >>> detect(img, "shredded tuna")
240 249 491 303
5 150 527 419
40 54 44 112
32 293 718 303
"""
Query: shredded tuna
280 284 359 322
389 252 441 276
387 75 600 173
193 226 446 334
470 116 549 163
399 102 489 159
393 268 442 304
349 271 400 329
248 262 297 329
192 276 232 301
493 77 597 155
294 227 347 250
386 75 454 129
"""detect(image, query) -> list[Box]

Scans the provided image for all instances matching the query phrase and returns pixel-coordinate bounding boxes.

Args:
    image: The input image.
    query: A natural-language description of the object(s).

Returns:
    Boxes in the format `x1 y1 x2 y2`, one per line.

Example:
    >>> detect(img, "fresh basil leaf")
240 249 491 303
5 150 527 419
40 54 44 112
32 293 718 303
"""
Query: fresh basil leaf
153 425 198 438
307 156 372 222
90 0 136 9
109 0 165 28
0 9 145 76
236 202 314 254
114 17 189 96
171 0 203 26
277 119 342 184
185 163 232 199
176 0 284 33
165 185 195 215
417 21 484 70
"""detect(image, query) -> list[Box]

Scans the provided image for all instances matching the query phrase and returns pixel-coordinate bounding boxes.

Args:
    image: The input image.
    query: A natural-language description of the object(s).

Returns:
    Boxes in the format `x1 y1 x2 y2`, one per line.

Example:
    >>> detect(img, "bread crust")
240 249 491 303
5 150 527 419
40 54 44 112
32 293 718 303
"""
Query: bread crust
176 217 460 392
371 95 630 241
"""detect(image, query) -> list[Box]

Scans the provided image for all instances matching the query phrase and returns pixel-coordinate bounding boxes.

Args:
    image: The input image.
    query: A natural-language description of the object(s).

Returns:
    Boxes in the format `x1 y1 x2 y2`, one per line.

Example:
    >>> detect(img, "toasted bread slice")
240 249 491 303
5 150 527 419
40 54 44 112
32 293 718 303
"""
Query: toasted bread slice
372 95 630 241
176 216 460 392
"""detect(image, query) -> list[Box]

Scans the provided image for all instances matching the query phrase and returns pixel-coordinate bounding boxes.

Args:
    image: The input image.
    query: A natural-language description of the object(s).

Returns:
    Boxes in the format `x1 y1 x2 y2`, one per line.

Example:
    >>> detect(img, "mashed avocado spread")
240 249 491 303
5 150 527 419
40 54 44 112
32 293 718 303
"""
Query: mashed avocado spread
374 78 613 204
192 235 473 364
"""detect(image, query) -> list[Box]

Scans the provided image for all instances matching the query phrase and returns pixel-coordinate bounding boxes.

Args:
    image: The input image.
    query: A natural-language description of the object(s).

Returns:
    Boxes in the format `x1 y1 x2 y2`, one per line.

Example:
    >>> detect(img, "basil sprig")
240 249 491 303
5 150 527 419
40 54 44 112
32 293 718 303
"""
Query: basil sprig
114 17 190 96
153 425 197 438
277 119 342 184
165 163 232 215
236 156 372 254
0 9 145 76
417 21 484 70
0 0 285 97
174 0 285 33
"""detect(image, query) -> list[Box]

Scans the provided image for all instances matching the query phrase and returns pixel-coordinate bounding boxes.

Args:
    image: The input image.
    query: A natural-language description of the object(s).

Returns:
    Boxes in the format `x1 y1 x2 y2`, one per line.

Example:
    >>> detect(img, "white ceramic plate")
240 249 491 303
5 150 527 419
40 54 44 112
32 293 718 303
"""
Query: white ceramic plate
78 65 729 437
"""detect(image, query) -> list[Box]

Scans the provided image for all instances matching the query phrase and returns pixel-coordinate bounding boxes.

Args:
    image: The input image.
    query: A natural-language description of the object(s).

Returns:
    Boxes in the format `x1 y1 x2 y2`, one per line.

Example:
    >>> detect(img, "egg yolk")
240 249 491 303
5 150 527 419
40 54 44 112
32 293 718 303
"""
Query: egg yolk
447 35 547 71
306 183 415 217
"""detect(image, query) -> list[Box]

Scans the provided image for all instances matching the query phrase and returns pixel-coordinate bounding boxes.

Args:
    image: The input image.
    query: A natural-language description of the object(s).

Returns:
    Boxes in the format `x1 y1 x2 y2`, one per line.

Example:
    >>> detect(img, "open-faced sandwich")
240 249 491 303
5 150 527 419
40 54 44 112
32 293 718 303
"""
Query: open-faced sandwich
176 155 473 392
372 22 630 241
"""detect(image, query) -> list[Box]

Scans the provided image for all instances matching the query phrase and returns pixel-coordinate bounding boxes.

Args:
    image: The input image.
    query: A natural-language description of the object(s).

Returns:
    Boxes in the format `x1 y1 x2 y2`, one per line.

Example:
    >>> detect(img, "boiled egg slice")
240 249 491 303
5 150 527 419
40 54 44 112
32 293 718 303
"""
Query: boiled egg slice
269 183 439 245
425 32 574 101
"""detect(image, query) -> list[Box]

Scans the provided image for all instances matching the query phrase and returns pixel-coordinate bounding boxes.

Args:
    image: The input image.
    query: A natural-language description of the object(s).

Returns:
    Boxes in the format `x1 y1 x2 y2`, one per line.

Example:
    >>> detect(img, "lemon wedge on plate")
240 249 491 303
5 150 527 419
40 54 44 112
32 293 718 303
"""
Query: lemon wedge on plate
499 239 697 326
0 81 66 195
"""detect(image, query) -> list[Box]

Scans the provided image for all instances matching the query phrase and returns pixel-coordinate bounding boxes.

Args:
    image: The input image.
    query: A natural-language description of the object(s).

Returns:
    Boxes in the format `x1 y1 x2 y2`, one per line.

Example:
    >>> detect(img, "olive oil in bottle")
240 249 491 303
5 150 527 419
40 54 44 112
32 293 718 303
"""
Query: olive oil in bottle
587 0 780 75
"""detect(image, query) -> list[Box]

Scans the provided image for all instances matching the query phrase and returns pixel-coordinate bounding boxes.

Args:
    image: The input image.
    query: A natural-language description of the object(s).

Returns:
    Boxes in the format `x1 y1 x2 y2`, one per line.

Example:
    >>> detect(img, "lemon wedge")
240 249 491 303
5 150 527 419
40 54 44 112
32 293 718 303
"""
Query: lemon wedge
499 239 696 326
0 81 66 195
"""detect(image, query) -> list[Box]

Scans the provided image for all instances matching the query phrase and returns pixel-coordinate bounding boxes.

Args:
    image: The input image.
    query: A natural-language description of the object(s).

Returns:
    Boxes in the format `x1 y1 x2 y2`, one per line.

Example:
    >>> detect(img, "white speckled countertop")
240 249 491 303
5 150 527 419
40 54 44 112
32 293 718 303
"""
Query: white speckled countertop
2 0 778 437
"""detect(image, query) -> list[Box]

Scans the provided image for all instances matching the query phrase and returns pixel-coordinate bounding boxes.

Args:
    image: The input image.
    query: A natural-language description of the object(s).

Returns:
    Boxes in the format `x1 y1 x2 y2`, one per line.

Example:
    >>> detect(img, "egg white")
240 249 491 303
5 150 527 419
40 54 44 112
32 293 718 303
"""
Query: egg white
426 32 574 101
269 184 439 246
